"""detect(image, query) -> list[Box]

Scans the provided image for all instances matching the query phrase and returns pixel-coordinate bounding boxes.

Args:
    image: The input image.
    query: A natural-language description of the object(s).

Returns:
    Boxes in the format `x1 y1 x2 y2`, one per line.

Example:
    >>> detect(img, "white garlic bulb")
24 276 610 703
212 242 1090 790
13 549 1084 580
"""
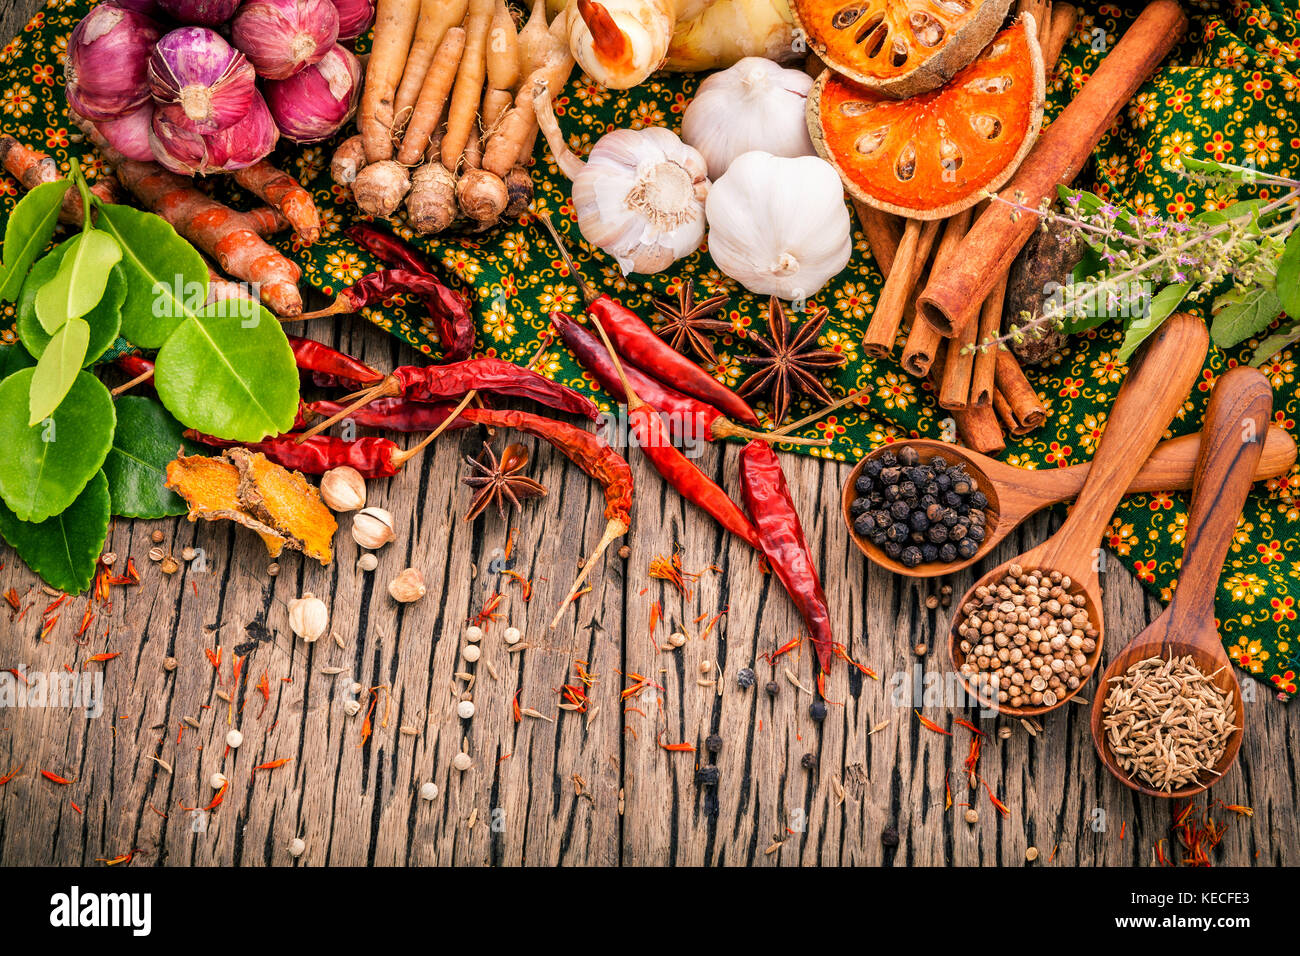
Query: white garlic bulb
534 80 708 275
705 151 853 300
288 593 329 642
682 58 815 180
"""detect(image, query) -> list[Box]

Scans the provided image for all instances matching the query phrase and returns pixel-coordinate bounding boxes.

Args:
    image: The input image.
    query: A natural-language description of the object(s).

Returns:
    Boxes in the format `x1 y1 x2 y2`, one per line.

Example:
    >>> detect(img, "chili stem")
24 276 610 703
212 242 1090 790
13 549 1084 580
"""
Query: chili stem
279 297 351 323
770 389 866 436
110 368 154 398
537 213 596 305
296 376 400 441
548 520 626 628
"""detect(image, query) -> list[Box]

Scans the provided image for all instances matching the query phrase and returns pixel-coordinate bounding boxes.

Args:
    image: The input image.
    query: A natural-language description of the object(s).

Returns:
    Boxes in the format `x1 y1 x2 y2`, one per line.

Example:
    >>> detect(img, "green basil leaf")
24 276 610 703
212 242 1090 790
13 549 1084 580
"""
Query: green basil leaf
0 368 116 522
1277 227 1300 322
1181 156 1266 185
34 229 122 334
154 298 298 441
103 396 189 519
28 317 90 425
1250 323 1300 368
1211 285 1284 349
0 344 36 380
96 202 208 348
0 470 110 594
1117 282 1190 364
0 179 72 303
18 242 124 365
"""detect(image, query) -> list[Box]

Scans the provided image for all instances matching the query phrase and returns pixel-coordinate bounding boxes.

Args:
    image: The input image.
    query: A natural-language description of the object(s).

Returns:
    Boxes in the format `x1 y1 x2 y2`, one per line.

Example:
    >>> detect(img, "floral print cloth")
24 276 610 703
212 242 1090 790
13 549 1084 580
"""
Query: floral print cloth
1 0 1299 697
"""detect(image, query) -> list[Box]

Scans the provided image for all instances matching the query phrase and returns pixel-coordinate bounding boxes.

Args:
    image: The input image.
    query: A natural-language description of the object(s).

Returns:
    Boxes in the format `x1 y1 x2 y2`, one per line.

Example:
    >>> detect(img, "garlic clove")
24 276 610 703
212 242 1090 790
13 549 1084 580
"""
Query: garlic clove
320 465 367 512
352 506 395 549
388 567 426 603
288 593 329 642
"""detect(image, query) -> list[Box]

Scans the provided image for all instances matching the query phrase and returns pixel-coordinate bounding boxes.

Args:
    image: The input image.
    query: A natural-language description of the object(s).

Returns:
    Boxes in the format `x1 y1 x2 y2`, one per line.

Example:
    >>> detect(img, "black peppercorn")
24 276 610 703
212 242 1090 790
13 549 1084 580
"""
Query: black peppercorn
952 479 972 496
869 530 888 546
942 491 961 508
854 474 874 495
909 531 925 545
898 480 917 500
926 502 944 523
737 667 755 688
969 491 988 510
957 538 979 559
765 680 779 697
883 541 902 559
706 733 723 754
810 700 827 721
880 452 898 467
853 513 874 536
696 766 719 786
800 753 817 770
927 524 949 544
881 825 899 848
900 546 923 567
908 511 929 532
948 522 968 541
967 524 986 544
935 472 951 492
939 543 957 563
921 544 939 563
897 446 918 466
884 522 907 542
879 466 900 485
888 499 909 520
850 497 870 517
864 458 883 477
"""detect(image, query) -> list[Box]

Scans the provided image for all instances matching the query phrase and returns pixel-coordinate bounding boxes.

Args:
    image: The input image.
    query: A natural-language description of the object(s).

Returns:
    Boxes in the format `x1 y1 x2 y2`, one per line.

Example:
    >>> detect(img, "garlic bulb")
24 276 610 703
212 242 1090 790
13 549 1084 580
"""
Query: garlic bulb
534 80 708 275
682 57 814 180
705 151 852 300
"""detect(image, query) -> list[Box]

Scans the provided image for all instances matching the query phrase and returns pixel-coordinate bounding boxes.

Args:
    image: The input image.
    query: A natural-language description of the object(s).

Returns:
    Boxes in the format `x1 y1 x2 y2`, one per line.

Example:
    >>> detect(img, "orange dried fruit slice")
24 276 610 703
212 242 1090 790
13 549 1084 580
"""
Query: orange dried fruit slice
227 448 337 566
792 0 1013 98
165 452 289 557
808 17 1044 219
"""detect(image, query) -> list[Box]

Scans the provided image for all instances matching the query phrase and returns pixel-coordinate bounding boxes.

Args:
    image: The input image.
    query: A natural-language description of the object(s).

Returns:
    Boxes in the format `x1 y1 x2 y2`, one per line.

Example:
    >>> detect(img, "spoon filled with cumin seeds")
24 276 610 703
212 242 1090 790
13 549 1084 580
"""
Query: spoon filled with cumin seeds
1091 365 1270 798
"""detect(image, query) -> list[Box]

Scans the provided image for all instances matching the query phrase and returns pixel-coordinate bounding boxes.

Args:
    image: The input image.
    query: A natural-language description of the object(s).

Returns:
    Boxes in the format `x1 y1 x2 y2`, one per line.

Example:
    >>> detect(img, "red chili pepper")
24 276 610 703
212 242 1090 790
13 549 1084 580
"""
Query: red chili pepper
306 397 470 432
363 359 600 422
286 334 383 386
302 268 475 362
739 440 834 674
186 431 410 478
346 223 438 277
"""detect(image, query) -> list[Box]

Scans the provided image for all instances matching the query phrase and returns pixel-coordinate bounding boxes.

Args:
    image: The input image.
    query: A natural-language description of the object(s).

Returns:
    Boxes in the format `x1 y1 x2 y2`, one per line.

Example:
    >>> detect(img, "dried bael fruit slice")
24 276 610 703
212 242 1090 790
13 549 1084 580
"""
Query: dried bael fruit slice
792 0 1013 98
808 17 1044 219
165 451 289 557
228 448 337 566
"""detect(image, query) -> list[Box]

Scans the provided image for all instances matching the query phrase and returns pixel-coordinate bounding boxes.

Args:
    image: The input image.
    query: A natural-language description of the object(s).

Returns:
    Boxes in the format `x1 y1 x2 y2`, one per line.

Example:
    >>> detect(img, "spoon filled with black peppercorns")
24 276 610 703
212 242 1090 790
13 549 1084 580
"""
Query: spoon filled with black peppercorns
841 429 1295 577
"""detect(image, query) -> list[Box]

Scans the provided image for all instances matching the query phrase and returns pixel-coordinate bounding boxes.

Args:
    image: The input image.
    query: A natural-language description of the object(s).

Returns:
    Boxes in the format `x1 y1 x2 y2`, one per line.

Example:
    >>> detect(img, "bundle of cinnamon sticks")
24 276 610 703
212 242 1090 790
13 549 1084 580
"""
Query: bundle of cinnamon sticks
855 0 1187 455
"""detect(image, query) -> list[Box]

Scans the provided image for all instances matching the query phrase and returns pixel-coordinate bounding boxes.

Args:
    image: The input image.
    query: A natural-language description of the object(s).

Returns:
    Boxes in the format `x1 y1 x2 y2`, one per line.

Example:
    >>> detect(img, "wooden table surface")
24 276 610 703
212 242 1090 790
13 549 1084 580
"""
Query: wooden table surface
1 1 1297 869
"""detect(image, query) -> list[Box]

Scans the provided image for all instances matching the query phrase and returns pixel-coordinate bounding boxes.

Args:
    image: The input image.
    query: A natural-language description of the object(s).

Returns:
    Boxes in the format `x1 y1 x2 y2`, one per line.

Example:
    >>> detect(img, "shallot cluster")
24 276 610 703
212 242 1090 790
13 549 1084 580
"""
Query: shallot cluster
64 0 371 174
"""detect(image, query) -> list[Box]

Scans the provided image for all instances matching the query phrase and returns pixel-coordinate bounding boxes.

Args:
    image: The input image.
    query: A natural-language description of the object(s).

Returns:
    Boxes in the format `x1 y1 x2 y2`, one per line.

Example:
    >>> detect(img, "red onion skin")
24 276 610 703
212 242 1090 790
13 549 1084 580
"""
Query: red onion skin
330 0 374 41
156 0 241 26
230 0 340 81
64 5 162 121
148 27 257 135
151 92 279 175
96 102 155 162
110 0 161 14
264 44 360 143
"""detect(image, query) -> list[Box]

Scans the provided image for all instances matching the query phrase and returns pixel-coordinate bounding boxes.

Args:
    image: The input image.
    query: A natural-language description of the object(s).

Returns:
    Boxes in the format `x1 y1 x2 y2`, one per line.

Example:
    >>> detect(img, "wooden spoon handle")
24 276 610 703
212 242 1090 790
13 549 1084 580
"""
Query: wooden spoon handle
1166 366 1273 632
1022 425 1296 504
1041 313 1208 569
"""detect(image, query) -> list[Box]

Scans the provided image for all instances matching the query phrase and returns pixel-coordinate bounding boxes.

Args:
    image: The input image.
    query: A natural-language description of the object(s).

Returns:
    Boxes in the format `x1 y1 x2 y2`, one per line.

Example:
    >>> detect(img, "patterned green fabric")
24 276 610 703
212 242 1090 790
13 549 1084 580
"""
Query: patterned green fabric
1 0 1299 696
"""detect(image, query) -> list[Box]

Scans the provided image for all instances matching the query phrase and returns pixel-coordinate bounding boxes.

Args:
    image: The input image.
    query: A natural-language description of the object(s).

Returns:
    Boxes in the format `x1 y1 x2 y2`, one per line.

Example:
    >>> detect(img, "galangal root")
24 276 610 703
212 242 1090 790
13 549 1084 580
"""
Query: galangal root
340 0 575 233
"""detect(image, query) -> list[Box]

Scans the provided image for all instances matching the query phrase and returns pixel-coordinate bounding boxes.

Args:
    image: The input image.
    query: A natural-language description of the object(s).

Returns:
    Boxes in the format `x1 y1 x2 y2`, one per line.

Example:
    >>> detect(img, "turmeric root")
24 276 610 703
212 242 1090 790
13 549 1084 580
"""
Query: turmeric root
0 135 119 224
242 206 291 237
456 167 508 224
406 161 458 234
392 0 469 127
73 116 304 317
232 160 321 245
359 0 421 163
441 0 494 170
331 134 367 187
396 26 465 167
352 159 412 217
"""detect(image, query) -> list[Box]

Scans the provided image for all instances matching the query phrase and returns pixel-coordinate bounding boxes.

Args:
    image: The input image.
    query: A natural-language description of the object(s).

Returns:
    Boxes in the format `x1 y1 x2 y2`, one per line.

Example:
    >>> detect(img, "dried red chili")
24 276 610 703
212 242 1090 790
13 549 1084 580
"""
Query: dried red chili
186 431 410 478
346 224 438 277
286 334 382 386
298 268 475 362
305 397 469 432
738 440 834 673
386 359 600 421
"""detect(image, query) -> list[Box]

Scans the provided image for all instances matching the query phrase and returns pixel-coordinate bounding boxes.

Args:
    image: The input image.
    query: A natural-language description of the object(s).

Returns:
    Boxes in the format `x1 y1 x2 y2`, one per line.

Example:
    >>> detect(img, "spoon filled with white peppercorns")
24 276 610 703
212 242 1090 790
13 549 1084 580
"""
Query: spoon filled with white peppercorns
947 312 1209 717
1090 366 1268 797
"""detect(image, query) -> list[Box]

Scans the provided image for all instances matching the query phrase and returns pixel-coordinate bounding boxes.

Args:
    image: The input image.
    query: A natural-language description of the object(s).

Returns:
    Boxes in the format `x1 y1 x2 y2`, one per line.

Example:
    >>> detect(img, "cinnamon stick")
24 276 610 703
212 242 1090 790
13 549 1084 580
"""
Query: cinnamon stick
901 209 971 377
938 320 976 411
1045 4 1078 71
862 218 940 357
916 0 1188 338
970 276 1008 407
852 200 903 275
993 349 1047 434
930 343 1005 454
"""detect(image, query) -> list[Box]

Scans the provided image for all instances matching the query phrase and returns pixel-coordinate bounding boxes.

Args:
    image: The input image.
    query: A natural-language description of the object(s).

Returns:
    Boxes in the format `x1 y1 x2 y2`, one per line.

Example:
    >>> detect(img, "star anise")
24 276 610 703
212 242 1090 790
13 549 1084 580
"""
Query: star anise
651 280 732 365
736 297 846 426
461 442 548 522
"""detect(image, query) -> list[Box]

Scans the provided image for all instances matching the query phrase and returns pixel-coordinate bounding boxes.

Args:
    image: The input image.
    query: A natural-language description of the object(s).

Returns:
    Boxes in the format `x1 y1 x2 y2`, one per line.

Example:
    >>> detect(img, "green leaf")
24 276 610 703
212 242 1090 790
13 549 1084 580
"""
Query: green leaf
1250 323 1300 368
1117 282 1190 364
0 179 72 302
103 396 189 519
0 470 109 594
1181 156 1265 185
17 242 124 365
0 344 35 380
33 229 122 334
1277 227 1300 322
0 368 116 522
1210 285 1284 349
154 298 298 441
96 202 208 348
1193 200 1268 227
28 317 90 425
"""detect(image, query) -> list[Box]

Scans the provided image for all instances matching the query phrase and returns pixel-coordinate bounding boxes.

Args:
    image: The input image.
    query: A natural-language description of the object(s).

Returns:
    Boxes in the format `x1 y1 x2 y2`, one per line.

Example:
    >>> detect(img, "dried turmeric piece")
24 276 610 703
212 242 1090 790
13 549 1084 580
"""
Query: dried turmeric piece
164 452 288 557
227 448 336 565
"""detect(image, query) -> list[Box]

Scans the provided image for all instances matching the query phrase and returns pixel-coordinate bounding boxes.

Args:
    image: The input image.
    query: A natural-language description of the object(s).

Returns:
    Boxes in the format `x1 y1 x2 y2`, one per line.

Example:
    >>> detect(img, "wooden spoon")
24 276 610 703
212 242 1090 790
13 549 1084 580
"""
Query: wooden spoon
946 312 1209 717
842 428 1296 576
1090 366 1268 798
